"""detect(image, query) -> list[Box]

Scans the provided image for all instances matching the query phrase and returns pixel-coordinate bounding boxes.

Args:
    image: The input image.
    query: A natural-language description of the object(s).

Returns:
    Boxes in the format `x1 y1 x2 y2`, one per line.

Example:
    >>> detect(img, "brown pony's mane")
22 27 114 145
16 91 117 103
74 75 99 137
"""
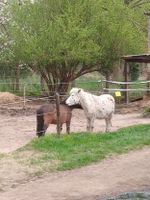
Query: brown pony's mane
61 99 83 110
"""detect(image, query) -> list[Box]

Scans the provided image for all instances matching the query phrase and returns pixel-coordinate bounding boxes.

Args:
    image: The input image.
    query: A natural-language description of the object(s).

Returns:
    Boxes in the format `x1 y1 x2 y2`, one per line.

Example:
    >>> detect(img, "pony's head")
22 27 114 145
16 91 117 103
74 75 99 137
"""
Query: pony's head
66 87 83 106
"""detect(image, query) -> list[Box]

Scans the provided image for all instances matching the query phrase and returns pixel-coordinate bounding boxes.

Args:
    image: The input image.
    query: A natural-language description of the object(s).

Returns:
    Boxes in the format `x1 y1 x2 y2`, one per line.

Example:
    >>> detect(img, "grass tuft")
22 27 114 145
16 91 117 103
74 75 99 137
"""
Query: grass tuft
30 124 150 171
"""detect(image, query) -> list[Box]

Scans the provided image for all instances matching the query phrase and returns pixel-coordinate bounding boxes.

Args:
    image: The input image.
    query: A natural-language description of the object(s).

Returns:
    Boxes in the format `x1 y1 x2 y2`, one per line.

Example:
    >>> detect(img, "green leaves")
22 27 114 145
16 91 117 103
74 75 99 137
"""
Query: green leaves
1 0 149 93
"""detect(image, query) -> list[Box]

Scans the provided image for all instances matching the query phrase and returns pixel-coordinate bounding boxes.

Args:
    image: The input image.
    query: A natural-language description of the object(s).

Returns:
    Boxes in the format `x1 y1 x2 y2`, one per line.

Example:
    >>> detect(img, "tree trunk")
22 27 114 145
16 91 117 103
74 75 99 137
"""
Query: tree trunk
15 64 20 91
40 75 45 95
147 70 150 96
146 15 150 96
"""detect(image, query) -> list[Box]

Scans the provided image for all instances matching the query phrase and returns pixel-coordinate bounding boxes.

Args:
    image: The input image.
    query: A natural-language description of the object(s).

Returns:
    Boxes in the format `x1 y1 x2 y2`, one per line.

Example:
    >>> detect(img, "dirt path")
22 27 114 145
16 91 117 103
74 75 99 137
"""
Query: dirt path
0 148 150 200
0 110 150 153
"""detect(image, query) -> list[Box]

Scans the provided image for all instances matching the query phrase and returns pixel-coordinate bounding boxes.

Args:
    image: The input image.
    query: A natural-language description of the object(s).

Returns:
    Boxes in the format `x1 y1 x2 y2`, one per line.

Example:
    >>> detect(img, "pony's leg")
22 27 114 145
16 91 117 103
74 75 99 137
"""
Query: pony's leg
60 124 63 132
89 118 94 132
105 117 112 132
86 117 91 131
66 121 70 134
108 114 113 127
56 124 62 133
86 117 94 132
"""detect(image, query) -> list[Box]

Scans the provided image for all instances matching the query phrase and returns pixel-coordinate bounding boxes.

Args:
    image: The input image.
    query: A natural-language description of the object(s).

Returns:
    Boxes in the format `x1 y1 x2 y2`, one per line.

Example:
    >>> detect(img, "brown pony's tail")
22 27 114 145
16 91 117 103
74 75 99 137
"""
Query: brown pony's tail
36 108 44 137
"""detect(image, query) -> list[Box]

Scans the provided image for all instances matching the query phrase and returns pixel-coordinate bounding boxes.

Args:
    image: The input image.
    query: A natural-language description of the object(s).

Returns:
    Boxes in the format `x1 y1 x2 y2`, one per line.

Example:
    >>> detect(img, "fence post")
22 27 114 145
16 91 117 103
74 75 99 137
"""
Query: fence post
23 85 26 109
124 61 129 104
55 92 61 136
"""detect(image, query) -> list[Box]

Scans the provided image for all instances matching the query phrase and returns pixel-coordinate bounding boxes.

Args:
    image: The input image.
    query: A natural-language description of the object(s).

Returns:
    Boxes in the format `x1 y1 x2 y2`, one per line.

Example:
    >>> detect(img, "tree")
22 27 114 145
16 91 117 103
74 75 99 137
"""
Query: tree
95 0 148 86
5 0 101 94
1 0 149 94
0 0 24 91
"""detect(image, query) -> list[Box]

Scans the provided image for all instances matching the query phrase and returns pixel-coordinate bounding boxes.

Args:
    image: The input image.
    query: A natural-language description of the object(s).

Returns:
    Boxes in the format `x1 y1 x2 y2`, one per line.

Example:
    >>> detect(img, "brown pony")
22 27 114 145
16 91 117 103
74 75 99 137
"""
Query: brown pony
36 103 82 137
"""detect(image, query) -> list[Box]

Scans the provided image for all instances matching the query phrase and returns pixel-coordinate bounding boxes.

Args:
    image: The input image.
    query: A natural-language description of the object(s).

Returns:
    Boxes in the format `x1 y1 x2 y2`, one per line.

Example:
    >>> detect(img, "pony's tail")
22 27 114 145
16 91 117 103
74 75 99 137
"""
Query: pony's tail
36 108 44 137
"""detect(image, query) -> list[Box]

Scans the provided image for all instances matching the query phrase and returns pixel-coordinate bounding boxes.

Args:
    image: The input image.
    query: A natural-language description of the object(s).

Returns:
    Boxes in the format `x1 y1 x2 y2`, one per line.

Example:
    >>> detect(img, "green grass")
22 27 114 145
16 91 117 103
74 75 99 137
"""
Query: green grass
75 81 100 91
0 72 102 96
145 106 150 113
30 124 150 171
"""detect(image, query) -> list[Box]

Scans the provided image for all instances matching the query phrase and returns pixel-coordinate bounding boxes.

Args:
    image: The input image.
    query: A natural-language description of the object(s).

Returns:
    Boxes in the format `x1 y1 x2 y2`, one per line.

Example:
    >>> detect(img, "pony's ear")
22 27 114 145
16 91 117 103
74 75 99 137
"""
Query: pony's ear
78 89 81 93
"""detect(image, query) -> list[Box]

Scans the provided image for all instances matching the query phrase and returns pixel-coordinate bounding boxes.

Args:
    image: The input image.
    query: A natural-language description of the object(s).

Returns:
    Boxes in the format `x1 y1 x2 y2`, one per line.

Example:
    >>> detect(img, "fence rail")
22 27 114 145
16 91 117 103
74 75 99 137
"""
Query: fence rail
99 80 150 103
98 80 150 84
0 79 150 105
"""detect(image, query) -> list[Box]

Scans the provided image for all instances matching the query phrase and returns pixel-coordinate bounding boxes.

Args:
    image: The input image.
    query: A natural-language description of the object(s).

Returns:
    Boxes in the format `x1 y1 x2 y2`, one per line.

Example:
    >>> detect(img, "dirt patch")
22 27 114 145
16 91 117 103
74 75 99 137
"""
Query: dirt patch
116 99 150 114
0 150 59 192
0 156 36 191
0 92 21 105
0 148 150 200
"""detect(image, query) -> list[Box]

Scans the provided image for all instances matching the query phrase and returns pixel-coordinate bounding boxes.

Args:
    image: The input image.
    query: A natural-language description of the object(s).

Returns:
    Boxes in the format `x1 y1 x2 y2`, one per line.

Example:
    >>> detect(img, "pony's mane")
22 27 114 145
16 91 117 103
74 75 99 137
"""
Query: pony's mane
61 99 82 109
70 88 95 97
70 87 83 94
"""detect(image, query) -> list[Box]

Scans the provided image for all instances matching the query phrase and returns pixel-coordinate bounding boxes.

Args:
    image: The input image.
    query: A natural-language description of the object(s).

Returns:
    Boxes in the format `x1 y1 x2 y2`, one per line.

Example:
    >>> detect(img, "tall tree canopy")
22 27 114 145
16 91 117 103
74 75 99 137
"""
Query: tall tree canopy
1 0 150 94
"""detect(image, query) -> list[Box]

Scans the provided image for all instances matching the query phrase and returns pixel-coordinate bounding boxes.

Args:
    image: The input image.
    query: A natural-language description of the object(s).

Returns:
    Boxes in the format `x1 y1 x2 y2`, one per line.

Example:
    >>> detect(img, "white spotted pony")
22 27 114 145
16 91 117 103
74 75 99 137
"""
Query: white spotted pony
66 88 115 132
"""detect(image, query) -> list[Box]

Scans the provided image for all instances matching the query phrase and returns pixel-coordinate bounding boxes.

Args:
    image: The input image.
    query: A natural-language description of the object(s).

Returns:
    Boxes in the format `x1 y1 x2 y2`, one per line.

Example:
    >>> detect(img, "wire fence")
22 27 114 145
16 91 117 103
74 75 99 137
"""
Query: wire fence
0 79 150 108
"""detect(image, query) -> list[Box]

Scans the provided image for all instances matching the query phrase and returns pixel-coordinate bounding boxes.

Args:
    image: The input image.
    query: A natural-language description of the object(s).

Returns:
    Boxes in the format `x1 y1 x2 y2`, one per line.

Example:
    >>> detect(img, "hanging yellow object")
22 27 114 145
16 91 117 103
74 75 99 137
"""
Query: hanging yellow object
115 91 121 97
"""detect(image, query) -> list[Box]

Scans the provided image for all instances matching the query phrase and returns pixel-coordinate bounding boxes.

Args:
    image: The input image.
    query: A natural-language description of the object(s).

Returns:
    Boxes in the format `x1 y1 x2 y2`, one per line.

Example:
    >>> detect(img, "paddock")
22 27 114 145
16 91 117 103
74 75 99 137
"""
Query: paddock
0 99 150 200
0 100 150 153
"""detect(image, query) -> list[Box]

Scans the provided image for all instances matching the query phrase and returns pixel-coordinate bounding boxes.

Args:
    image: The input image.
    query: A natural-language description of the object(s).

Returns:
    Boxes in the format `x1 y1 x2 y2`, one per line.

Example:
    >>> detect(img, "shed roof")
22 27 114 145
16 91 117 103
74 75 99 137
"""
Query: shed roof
122 54 150 63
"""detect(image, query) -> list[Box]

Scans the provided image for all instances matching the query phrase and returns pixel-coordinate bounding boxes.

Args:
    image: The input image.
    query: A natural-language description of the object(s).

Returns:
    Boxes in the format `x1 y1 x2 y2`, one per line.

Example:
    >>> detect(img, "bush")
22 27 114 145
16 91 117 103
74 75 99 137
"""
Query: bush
145 106 150 113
